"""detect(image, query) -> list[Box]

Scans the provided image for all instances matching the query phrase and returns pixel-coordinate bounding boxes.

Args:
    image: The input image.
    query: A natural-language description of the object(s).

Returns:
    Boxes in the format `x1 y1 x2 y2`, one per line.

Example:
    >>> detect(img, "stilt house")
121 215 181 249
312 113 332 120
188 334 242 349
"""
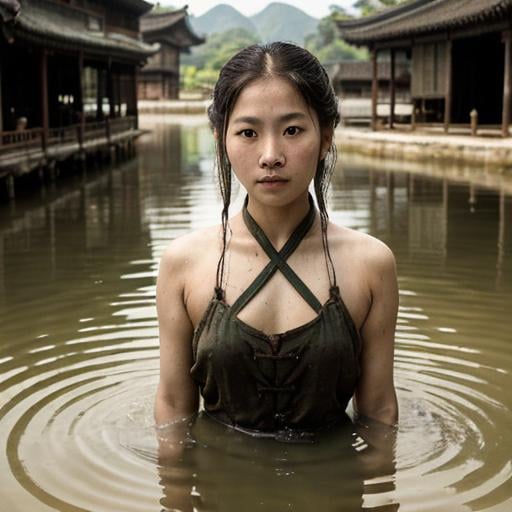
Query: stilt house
0 0 158 198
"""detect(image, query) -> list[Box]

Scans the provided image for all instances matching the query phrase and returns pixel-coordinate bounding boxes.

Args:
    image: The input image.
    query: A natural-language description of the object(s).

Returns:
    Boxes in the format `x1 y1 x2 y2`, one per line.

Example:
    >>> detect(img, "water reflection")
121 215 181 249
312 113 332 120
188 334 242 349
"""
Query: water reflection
0 116 511 511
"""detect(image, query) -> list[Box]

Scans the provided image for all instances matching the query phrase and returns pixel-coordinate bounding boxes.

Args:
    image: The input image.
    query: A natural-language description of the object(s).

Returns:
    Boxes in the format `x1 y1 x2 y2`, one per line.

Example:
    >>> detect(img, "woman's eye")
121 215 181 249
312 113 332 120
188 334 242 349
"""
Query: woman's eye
284 126 301 136
240 129 256 138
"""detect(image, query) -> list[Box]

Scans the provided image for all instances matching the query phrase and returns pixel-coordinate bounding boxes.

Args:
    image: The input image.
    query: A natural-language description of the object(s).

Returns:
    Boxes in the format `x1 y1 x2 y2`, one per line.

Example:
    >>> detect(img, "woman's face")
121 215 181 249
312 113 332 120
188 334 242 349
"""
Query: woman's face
225 76 332 209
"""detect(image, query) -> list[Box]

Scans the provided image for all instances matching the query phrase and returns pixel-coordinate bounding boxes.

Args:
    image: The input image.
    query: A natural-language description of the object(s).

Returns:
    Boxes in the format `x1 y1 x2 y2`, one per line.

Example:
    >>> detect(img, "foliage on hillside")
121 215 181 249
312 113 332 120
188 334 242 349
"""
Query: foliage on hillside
181 28 260 92
178 1 408 92
305 8 368 64
354 0 408 16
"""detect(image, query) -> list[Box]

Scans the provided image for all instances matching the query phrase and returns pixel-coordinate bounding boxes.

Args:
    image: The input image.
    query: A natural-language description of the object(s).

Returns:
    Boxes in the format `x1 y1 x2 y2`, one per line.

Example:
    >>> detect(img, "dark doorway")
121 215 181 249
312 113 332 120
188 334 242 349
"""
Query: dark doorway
48 54 81 127
451 32 504 125
0 45 41 131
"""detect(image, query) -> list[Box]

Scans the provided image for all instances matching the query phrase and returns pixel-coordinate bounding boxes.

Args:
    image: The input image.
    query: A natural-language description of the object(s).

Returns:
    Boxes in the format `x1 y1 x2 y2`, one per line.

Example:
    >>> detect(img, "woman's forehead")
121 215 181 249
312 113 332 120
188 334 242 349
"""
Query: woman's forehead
230 76 317 123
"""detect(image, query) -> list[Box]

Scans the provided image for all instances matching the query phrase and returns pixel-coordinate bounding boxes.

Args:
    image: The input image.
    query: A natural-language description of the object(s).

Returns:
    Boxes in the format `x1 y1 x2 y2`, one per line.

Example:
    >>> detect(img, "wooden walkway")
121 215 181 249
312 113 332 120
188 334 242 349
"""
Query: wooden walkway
0 117 140 198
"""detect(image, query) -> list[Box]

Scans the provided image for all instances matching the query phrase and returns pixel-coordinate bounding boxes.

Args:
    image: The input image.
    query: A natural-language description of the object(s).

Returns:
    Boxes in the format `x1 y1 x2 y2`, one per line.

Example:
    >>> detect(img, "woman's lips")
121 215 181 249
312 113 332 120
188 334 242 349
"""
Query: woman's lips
257 177 289 188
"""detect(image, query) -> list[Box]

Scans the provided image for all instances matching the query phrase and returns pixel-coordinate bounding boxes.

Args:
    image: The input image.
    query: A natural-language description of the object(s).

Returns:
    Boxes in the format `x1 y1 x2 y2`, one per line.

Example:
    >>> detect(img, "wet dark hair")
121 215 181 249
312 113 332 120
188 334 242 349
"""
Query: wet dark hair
208 42 340 289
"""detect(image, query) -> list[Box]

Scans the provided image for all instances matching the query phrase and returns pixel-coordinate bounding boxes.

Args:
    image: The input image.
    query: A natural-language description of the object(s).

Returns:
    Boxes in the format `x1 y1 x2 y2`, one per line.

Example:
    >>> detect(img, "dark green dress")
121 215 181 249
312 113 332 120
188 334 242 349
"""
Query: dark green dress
190 196 361 438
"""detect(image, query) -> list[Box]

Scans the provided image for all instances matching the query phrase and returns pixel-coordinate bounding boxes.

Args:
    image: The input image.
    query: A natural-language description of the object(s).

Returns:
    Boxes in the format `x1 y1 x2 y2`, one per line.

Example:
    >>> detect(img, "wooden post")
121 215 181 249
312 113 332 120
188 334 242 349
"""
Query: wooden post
502 31 511 137
6 174 15 199
96 67 103 120
0 59 3 136
41 50 49 150
133 65 139 130
389 48 396 129
176 49 181 100
78 51 85 149
470 109 478 136
371 47 378 131
107 58 115 118
444 40 452 134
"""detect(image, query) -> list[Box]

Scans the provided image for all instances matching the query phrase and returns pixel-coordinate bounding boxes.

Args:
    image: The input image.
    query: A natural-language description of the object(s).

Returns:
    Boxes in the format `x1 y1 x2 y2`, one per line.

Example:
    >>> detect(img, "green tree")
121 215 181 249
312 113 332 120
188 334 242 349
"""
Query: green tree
182 28 260 71
181 28 260 91
353 0 407 16
305 11 367 64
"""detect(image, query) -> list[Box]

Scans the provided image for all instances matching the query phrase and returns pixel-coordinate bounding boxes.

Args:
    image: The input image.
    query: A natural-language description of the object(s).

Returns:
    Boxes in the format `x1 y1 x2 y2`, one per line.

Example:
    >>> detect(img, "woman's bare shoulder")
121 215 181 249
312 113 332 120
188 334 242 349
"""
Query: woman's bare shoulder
159 224 222 275
327 222 396 271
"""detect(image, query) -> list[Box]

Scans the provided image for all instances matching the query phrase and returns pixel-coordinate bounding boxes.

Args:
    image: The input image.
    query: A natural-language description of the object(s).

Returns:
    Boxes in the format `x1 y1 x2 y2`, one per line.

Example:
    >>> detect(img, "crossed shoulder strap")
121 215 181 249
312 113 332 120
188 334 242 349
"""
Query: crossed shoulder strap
229 195 323 315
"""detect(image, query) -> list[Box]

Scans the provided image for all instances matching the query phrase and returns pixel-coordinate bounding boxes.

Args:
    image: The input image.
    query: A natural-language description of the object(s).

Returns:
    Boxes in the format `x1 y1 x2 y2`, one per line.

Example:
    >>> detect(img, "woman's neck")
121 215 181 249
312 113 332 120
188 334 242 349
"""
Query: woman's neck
244 193 314 249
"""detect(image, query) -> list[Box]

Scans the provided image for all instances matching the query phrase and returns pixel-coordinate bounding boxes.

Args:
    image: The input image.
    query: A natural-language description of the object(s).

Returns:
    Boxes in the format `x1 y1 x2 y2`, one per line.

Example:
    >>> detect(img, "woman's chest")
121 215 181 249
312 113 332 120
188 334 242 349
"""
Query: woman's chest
185 253 370 336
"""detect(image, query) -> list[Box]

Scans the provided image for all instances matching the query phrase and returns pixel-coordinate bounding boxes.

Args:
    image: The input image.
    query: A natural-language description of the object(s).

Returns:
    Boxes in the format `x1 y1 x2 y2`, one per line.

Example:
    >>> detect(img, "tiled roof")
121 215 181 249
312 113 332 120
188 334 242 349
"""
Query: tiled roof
116 0 153 16
337 0 512 44
141 8 187 32
1 2 158 59
141 7 205 46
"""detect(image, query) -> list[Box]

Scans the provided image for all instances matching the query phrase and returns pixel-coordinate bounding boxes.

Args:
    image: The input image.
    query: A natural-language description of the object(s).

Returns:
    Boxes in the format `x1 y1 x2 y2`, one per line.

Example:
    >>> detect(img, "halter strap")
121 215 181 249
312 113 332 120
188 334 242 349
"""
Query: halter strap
229 194 322 315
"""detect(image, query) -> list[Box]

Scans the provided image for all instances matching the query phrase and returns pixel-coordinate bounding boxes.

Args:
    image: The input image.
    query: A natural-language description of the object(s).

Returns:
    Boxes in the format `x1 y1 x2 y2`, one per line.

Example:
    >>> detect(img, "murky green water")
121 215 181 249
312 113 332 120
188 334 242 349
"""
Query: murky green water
0 115 511 511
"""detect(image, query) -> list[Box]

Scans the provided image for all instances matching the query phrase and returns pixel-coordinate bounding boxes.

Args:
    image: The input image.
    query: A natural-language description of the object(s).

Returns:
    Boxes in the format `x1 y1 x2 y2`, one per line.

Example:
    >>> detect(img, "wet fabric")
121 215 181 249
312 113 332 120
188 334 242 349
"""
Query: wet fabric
190 195 361 435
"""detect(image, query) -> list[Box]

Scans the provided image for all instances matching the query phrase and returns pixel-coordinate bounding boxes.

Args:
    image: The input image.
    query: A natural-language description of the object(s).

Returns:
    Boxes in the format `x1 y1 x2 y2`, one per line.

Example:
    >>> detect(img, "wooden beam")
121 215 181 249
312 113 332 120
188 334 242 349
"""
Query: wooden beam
443 40 452 134
389 48 396 129
502 31 511 137
41 50 49 150
371 48 378 131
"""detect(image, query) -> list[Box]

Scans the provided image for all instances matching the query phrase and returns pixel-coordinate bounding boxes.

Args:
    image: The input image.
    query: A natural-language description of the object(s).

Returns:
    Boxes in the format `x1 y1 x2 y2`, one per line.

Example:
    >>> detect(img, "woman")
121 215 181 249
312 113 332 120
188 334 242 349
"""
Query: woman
155 42 398 438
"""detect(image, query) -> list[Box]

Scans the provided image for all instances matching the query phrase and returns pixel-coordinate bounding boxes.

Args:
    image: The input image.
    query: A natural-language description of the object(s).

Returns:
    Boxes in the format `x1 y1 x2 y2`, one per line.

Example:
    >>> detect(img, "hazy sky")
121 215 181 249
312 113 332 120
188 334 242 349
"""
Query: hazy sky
150 1 357 19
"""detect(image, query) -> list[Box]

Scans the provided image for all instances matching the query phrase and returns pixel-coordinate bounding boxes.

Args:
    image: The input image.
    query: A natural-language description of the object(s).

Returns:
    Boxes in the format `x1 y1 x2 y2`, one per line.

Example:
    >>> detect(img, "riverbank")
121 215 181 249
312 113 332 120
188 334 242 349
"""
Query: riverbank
138 99 209 115
336 127 512 172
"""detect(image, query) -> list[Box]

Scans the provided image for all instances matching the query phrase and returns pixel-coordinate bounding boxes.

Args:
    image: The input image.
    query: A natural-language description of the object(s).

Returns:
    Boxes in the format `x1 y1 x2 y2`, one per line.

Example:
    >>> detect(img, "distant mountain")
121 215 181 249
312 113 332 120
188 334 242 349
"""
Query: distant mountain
189 2 318 45
190 4 258 38
250 2 318 44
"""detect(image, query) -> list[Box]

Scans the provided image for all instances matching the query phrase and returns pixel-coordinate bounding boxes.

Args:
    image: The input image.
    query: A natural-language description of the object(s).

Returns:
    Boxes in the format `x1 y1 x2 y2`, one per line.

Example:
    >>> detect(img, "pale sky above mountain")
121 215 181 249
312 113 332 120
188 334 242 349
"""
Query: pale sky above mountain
150 1 357 19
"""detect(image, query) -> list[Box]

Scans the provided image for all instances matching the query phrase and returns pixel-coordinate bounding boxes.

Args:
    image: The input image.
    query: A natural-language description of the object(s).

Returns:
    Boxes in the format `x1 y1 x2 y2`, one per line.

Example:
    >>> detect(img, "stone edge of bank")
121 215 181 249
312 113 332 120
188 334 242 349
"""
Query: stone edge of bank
336 128 512 172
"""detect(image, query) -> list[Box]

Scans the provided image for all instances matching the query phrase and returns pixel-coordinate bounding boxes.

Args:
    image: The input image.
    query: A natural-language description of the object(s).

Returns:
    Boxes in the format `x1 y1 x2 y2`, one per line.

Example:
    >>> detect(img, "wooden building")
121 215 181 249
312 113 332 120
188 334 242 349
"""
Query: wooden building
330 60 409 100
337 0 512 135
0 0 158 199
328 59 411 124
139 7 205 100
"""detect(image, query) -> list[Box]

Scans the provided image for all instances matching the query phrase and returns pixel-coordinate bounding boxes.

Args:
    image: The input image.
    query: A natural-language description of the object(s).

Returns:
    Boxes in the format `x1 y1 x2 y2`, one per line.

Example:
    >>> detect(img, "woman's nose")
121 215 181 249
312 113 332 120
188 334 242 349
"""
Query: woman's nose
258 138 285 168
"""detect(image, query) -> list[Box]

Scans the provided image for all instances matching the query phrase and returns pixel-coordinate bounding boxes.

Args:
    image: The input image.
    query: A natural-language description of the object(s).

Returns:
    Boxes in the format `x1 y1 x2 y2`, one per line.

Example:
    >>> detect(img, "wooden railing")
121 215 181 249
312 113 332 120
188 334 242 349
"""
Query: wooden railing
0 116 137 156
48 124 80 145
83 121 107 142
109 116 135 135
1 128 44 151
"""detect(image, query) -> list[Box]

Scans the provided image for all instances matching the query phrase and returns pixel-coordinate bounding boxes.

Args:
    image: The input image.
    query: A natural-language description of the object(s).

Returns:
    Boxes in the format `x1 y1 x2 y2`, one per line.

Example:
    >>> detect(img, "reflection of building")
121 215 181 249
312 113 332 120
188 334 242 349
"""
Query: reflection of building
139 7 205 100
0 0 158 199
407 177 447 261
337 0 512 135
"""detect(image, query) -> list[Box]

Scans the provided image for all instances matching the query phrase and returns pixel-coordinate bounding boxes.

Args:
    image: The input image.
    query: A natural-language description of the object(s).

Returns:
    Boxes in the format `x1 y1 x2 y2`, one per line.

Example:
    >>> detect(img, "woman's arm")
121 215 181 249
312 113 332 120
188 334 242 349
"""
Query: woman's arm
354 240 399 426
155 242 199 426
